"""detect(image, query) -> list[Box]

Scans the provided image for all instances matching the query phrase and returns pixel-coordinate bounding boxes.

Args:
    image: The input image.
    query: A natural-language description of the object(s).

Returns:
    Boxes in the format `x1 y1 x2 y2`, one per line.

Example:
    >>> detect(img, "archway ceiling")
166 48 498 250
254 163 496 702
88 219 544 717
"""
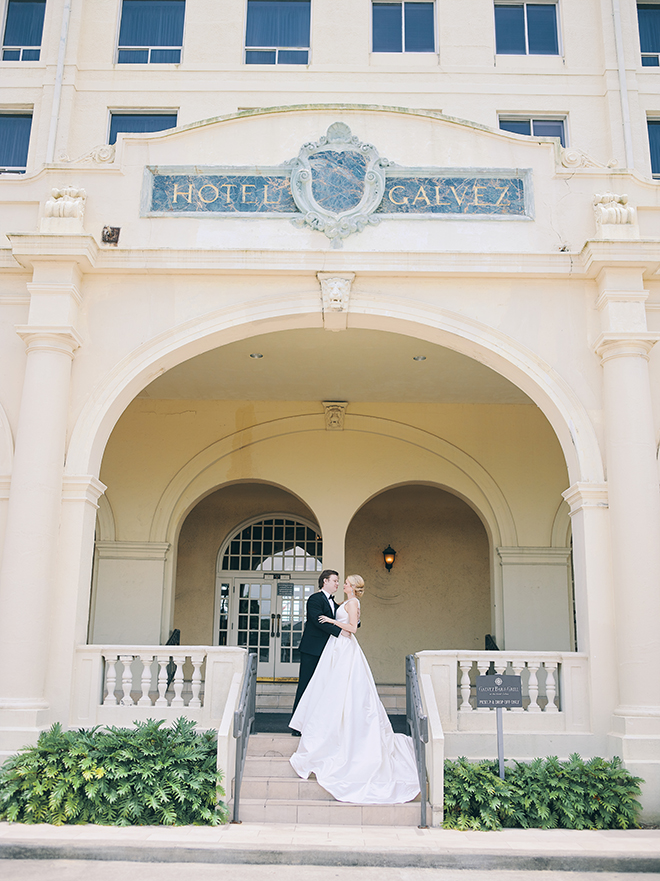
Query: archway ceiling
139 329 531 404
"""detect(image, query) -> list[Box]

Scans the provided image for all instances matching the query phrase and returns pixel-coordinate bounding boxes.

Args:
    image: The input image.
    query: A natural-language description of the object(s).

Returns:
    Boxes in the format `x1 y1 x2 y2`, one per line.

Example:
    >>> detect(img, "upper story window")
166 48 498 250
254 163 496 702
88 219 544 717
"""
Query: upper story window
638 4 660 66
109 112 177 144
648 120 660 176
499 116 566 146
372 2 435 53
494 3 559 55
0 113 32 172
245 0 310 64
117 0 185 64
2 0 46 61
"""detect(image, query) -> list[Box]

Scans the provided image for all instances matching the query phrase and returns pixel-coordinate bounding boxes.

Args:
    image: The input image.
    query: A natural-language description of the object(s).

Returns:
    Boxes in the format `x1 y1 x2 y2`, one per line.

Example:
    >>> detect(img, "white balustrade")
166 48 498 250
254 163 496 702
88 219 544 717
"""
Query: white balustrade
99 649 208 709
438 651 579 714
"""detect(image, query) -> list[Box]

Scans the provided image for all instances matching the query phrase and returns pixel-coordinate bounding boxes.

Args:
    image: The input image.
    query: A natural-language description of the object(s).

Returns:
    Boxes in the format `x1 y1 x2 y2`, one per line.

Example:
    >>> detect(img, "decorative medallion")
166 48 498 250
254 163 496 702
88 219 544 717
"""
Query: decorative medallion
290 123 389 246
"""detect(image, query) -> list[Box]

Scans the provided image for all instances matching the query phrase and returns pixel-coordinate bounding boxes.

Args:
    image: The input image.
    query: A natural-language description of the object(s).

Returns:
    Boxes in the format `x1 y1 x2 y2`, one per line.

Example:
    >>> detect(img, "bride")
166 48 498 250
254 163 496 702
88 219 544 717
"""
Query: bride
289 575 420 805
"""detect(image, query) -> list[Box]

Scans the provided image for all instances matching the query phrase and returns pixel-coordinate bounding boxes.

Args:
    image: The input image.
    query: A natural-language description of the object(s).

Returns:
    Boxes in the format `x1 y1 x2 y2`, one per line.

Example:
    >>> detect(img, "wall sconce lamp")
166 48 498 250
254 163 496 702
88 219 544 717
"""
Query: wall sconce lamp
383 545 396 572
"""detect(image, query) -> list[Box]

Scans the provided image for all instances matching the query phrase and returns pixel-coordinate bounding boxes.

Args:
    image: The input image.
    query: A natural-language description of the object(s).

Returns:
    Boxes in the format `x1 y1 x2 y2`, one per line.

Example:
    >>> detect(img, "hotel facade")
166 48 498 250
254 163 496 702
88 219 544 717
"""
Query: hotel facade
1 0 660 822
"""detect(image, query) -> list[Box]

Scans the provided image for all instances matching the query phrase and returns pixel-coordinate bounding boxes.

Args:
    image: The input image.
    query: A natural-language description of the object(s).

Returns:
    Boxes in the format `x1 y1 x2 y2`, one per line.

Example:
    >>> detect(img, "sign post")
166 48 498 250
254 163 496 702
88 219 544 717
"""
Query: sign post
475 674 523 779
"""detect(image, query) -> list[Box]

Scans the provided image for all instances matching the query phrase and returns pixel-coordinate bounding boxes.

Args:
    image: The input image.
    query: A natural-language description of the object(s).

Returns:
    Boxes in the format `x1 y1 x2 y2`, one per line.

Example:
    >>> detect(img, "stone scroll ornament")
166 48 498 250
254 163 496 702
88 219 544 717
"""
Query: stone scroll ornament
290 122 390 246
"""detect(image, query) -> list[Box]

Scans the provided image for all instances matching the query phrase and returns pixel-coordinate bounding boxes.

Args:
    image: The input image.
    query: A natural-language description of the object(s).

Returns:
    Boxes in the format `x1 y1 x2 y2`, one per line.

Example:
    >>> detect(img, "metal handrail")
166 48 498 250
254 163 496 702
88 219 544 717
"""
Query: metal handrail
231 651 257 823
405 653 429 828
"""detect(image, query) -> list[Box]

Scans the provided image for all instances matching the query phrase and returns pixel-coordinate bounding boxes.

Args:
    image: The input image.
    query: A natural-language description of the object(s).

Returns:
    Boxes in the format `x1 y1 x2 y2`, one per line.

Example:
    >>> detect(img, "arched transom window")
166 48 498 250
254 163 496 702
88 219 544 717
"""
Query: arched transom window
220 517 323 572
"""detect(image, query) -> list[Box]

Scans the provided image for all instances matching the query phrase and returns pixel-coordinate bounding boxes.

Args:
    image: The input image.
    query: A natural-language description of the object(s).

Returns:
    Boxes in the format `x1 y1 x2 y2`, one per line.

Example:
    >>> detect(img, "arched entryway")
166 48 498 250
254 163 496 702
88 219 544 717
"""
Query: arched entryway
172 483 323 679
345 484 491 684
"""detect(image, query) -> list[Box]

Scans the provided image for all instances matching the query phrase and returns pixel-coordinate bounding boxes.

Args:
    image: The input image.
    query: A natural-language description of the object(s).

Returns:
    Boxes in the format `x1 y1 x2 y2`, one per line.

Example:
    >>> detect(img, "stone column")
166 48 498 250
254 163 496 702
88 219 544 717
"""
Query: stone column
0 325 81 743
0 239 94 751
593 269 660 820
595 333 660 710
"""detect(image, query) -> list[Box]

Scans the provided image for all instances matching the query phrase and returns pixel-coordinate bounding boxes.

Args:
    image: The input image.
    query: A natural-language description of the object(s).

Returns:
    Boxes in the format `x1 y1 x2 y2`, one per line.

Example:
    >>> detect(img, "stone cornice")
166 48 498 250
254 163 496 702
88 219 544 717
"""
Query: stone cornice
7 233 98 272
62 475 107 506
562 482 609 514
95 541 170 561
497 547 572 565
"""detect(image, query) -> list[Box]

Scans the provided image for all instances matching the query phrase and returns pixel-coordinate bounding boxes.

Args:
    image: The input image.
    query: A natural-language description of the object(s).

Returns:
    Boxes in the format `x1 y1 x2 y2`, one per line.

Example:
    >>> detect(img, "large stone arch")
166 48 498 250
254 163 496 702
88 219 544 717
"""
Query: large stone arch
66 300 603 487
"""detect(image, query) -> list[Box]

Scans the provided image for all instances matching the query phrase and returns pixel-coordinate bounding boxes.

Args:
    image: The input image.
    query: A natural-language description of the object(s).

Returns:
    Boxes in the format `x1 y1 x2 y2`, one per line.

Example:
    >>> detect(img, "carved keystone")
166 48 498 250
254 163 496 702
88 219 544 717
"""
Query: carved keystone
322 401 348 430
318 272 355 331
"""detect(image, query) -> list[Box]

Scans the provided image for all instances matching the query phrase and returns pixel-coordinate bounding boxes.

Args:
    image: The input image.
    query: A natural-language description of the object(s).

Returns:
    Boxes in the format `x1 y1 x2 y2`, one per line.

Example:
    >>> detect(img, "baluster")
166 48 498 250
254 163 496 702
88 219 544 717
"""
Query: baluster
137 654 154 706
459 660 472 712
476 660 490 711
103 655 118 705
155 654 169 707
119 654 135 706
510 661 525 712
545 661 559 712
527 661 542 712
189 653 204 708
171 654 185 708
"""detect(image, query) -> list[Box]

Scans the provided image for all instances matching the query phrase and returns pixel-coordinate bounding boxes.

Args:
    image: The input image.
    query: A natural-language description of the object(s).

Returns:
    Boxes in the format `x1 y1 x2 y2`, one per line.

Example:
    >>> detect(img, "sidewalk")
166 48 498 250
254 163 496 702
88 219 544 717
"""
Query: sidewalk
1 822 660 871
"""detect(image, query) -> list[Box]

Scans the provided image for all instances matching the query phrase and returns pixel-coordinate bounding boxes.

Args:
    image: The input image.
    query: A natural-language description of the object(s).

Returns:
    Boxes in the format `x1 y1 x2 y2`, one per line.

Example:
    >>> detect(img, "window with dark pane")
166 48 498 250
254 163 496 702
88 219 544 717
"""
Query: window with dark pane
495 3 559 55
109 113 177 145
0 113 31 172
221 517 322 571
499 117 565 147
639 5 660 65
236 582 272 662
2 1 45 61
117 0 185 64
245 0 310 65
372 1 434 53
218 583 230 645
648 120 660 175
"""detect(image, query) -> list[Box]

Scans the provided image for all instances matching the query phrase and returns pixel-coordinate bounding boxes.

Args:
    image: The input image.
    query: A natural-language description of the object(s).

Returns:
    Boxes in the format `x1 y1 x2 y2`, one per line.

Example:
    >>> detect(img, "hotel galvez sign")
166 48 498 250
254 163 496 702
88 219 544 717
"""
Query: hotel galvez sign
144 122 531 244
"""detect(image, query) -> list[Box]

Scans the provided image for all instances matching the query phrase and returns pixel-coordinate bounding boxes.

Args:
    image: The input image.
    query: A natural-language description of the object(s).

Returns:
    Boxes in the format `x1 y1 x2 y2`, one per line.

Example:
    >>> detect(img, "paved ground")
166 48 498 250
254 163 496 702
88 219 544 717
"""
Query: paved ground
1 823 660 873
1 864 658 881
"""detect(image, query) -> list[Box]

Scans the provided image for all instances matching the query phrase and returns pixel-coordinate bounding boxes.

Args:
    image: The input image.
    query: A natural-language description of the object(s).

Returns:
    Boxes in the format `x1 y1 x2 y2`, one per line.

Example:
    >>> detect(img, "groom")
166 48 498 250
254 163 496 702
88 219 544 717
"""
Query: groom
289 569 342 735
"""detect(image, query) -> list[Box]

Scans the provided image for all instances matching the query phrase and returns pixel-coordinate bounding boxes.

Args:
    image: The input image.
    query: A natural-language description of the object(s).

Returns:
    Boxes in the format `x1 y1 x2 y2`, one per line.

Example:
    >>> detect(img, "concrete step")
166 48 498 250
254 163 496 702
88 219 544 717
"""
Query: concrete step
243 755 299 777
233 798 428 825
240 775 331 801
247 733 297 757
255 683 407 714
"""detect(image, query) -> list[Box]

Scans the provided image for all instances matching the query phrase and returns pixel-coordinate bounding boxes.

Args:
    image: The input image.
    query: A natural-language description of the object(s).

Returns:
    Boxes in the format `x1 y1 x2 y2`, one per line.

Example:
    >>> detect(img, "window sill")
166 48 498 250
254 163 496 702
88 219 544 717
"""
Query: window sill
369 52 439 68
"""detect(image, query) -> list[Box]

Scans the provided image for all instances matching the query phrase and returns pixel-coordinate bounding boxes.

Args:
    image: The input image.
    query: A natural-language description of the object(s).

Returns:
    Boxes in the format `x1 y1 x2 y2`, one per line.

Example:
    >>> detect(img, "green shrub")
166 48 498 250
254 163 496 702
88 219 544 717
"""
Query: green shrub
0 718 228 826
443 754 643 831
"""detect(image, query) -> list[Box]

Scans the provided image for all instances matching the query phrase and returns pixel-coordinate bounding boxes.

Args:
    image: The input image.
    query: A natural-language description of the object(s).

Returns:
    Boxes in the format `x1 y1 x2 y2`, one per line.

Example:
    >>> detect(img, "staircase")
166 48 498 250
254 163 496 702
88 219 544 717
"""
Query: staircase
233 733 427 825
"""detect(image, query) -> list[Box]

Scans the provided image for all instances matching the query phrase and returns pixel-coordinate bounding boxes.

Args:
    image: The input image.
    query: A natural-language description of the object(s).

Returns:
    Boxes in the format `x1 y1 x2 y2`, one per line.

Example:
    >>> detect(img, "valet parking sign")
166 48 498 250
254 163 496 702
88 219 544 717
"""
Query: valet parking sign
475 674 523 779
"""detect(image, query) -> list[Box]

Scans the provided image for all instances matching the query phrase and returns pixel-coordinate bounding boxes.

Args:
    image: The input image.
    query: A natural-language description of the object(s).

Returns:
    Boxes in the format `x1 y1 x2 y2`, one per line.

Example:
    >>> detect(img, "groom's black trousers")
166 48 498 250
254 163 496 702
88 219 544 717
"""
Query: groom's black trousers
291 650 320 717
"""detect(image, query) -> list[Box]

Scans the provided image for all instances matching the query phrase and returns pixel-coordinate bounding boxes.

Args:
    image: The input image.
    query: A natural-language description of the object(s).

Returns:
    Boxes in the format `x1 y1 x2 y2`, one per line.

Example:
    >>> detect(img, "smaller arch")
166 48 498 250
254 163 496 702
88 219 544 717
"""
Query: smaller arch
551 499 572 548
95 493 116 542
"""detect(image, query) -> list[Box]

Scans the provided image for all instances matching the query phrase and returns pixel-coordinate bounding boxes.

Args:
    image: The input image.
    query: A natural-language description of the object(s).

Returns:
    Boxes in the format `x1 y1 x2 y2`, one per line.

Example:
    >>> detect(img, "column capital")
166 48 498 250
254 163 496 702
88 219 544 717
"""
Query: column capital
62 475 107 507
497 547 572 565
562 482 609 514
15 325 83 358
7 233 98 273
593 332 660 362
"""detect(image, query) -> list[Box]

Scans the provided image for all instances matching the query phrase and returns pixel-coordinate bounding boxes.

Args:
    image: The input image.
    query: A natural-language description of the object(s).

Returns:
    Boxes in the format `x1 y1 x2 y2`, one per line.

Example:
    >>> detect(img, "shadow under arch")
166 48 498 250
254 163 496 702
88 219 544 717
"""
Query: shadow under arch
65 300 603 488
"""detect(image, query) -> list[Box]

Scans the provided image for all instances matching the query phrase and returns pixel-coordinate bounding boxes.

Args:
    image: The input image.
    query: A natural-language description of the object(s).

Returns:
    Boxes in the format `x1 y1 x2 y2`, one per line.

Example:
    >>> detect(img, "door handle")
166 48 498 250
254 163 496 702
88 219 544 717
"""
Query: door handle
276 614 281 638
271 614 275 637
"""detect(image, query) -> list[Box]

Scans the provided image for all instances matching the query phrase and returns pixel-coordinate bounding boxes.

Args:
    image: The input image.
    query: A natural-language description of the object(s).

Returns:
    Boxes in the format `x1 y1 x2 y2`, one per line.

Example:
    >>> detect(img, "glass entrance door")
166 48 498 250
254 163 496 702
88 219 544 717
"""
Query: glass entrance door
218 578 316 678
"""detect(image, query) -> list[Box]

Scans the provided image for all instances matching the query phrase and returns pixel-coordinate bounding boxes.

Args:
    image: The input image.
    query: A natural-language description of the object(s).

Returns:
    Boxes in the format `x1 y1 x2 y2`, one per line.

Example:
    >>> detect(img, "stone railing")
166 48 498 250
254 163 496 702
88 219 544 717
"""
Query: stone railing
415 650 592 827
71 645 248 787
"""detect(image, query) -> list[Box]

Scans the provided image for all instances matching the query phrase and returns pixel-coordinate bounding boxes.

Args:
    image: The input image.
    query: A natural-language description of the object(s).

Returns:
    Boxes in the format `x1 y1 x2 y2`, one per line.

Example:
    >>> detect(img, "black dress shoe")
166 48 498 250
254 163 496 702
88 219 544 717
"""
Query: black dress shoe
290 729 301 737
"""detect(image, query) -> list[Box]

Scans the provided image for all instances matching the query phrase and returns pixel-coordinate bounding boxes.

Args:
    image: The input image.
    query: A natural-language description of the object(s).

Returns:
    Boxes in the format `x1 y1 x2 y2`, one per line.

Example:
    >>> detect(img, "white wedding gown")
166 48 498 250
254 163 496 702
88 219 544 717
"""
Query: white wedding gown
289 601 420 805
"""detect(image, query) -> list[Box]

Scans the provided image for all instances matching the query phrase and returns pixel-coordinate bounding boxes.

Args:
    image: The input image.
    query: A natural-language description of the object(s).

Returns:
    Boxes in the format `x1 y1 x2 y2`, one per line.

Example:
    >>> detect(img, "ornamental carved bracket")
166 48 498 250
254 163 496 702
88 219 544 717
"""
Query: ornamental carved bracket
291 123 389 247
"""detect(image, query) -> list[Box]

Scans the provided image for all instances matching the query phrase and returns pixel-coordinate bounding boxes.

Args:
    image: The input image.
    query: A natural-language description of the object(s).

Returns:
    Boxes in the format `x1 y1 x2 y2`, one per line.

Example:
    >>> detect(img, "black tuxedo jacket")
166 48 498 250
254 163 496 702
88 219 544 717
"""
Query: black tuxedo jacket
297 590 341 657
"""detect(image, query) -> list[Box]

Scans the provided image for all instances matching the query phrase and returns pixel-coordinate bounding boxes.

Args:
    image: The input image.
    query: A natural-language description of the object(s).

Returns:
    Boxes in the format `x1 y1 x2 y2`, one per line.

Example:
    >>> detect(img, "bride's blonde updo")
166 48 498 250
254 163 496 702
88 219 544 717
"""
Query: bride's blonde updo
346 574 365 598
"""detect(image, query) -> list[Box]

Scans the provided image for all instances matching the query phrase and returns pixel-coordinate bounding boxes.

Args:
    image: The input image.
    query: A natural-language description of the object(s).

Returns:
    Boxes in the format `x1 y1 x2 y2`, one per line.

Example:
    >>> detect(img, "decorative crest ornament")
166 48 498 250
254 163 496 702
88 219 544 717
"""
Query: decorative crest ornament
322 401 348 431
290 123 389 246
